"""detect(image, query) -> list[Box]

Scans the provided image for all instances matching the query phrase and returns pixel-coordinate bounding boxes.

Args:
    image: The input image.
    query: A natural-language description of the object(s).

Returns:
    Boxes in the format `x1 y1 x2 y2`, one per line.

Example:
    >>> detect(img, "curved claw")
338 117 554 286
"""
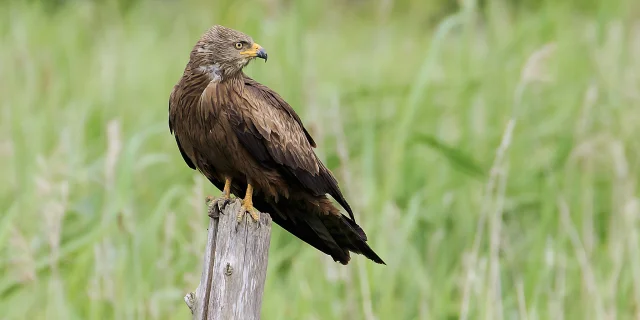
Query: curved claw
216 197 233 212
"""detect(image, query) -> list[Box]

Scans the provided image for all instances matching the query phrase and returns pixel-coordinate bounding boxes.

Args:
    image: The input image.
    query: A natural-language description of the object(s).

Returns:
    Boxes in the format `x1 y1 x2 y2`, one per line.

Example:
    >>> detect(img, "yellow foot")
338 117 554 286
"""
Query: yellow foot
237 201 260 223
206 195 233 218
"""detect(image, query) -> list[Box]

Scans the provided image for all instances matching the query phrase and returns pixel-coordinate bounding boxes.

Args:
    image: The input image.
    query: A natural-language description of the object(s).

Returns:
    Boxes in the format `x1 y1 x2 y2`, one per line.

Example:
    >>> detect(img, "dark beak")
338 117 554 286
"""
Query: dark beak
256 47 268 62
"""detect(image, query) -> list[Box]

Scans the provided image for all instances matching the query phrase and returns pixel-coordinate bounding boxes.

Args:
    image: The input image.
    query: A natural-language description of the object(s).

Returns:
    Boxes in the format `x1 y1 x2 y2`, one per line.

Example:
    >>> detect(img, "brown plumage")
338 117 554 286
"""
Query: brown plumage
168 25 384 265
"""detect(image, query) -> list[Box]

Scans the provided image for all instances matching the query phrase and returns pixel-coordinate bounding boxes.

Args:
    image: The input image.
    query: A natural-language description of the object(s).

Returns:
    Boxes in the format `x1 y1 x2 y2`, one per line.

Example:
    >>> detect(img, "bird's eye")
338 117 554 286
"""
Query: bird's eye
234 42 243 49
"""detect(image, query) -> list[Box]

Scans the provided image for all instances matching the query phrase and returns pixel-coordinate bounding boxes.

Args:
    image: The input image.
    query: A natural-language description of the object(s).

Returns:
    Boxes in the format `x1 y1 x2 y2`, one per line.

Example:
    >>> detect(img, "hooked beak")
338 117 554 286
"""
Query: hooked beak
240 43 268 62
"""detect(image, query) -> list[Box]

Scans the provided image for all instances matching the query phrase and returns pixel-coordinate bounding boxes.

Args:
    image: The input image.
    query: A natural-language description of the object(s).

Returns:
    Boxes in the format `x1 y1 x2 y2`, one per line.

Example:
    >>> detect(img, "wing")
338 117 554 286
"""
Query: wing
223 76 355 220
169 84 196 170
242 78 317 149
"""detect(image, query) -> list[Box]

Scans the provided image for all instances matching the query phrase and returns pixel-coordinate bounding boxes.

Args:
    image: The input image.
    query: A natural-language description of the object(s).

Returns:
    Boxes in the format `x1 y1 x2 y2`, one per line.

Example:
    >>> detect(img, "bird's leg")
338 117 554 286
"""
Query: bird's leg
222 177 232 199
213 177 233 214
238 183 260 223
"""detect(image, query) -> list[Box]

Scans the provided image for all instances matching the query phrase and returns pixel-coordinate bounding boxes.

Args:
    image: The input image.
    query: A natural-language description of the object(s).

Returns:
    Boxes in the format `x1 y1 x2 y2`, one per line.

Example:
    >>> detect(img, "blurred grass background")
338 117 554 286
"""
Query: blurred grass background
1 0 640 319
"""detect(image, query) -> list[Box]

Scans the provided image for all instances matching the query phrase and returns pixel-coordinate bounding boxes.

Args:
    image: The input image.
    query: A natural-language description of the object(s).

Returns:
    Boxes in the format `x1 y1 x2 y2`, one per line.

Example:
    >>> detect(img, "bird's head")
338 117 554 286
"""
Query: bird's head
190 25 268 80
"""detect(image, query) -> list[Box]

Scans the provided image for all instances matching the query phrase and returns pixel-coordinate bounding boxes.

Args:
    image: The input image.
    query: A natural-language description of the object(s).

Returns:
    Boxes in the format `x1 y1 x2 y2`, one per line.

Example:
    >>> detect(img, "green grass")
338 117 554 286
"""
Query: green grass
1 0 639 319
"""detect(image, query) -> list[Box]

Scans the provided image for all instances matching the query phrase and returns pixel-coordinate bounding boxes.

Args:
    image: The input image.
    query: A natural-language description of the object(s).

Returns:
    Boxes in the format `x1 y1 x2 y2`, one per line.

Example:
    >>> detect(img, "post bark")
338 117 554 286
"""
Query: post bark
184 198 272 320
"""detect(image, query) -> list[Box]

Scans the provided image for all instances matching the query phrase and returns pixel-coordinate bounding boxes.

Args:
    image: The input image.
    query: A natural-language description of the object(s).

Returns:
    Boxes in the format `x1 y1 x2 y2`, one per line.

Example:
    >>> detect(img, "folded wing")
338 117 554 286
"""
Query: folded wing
223 76 355 220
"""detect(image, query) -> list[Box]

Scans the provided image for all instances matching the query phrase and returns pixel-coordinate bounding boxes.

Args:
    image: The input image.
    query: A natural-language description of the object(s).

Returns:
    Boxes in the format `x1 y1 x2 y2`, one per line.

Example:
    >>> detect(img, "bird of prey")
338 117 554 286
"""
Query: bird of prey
168 25 384 265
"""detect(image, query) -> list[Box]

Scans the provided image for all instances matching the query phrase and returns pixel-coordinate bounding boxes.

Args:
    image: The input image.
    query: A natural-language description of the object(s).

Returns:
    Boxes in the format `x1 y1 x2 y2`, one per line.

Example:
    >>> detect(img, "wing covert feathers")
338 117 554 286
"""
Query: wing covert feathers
225 76 357 220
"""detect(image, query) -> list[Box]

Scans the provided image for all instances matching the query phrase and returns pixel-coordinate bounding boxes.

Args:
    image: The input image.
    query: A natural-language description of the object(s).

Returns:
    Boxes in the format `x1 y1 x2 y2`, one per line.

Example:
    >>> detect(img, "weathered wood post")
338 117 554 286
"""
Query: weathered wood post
184 198 272 320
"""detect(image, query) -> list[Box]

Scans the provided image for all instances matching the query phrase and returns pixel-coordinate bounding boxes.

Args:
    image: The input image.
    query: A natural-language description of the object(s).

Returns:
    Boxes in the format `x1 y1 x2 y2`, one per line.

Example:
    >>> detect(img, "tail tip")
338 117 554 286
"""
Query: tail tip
369 253 386 265
333 252 386 265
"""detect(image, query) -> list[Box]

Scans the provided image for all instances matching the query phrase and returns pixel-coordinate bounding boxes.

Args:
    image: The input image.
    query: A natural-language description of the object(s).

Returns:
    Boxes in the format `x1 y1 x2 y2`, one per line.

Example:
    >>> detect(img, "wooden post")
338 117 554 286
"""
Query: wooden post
185 198 272 320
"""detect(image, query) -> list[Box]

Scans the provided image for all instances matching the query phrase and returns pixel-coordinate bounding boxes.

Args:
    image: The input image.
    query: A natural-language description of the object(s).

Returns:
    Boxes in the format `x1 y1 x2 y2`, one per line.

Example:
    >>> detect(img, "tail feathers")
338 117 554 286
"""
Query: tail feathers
254 197 385 265
321 214 385 265
204 177 384 265
303 216 351 263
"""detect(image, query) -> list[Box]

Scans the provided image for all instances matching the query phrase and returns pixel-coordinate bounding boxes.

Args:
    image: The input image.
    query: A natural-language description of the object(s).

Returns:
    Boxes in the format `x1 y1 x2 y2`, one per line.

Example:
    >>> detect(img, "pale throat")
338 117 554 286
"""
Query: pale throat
197 64 223 83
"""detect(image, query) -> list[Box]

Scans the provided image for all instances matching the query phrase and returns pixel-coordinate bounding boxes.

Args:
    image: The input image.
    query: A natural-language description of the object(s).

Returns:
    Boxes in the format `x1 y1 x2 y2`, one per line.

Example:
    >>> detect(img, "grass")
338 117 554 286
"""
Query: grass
1 0 639 319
